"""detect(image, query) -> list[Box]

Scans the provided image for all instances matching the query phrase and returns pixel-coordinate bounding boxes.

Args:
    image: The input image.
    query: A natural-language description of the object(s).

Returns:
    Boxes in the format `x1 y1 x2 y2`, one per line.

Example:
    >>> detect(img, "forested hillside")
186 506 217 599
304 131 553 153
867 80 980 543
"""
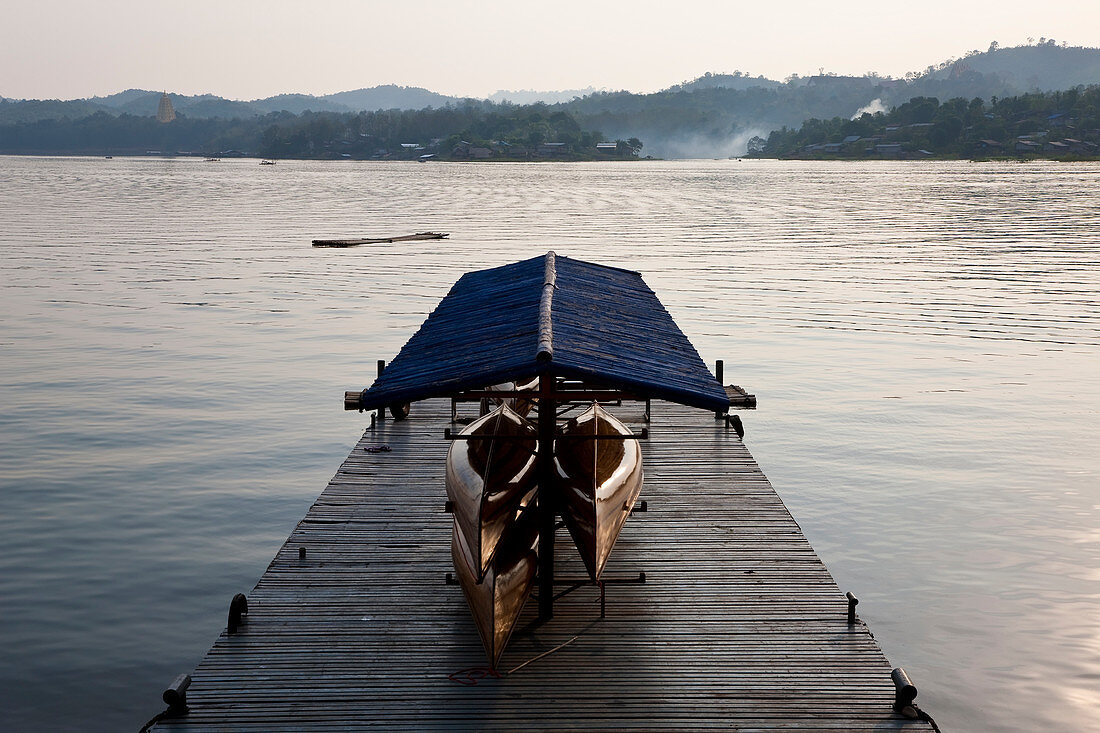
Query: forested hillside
0 105 623 160
3 43 1100 158
756 87 1100 159
557 44 1100 156
562 75 883 157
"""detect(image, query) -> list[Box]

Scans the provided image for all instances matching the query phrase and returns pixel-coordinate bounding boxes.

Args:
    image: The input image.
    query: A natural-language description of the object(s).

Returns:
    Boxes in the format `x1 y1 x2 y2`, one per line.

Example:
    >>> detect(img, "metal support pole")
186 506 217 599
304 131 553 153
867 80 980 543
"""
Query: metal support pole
376 360 386 423
715 359 725 419
537 373 557 620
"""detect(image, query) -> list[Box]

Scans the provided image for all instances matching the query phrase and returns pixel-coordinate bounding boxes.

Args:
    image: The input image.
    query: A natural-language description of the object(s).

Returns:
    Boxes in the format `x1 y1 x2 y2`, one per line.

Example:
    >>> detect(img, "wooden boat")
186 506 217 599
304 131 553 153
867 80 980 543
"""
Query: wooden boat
451 513 537 668
555 403 643 580
446 404 538 578
484 377 538 417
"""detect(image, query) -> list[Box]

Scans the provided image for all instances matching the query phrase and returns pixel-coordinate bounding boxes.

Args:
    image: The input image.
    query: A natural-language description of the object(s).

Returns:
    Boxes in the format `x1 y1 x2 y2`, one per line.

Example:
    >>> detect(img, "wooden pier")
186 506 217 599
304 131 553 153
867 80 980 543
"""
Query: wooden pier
153 398 933 732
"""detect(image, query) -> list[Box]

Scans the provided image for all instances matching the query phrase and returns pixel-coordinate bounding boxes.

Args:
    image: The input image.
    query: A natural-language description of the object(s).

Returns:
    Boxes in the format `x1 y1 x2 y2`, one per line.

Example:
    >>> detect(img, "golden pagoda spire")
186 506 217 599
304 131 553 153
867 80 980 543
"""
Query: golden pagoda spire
157 91 176 123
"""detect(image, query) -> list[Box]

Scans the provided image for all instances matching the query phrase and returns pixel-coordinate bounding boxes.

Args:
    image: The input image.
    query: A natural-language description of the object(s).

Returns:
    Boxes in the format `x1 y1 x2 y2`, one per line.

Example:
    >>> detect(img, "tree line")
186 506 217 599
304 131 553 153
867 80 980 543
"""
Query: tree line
0 104 633 159
754 87 1100 158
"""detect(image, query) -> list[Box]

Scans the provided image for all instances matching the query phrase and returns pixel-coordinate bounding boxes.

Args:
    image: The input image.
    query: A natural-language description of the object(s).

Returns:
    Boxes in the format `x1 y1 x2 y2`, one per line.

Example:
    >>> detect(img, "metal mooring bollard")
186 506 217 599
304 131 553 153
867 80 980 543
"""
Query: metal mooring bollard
162 673 191 717
891 667 919 718
227 593 248 634
846 591 859 625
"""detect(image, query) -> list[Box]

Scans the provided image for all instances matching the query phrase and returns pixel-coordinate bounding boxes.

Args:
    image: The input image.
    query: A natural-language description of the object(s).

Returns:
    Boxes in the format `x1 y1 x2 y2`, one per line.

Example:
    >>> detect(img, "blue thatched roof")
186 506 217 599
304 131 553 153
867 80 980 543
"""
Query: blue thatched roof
358 252 728 412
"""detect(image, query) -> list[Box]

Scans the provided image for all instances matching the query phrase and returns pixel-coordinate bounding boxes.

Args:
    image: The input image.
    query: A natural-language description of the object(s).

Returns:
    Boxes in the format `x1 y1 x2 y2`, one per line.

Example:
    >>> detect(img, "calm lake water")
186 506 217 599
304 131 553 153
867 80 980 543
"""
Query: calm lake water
0 156 1098 732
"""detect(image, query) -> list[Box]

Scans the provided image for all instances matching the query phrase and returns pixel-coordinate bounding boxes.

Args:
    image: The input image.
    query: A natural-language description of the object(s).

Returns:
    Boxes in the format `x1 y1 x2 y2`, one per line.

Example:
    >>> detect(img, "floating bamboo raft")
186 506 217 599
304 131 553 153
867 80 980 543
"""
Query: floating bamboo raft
312 232 450 247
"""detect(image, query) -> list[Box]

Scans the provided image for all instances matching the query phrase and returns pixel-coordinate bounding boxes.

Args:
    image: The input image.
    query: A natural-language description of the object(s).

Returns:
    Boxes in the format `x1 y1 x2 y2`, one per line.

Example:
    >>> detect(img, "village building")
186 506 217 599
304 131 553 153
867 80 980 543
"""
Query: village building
537 142 568 156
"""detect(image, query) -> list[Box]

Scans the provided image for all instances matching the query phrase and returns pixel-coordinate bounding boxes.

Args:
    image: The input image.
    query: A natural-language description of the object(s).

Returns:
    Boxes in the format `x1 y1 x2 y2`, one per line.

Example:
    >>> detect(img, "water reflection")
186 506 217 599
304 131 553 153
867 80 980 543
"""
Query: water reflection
0 156 1098 732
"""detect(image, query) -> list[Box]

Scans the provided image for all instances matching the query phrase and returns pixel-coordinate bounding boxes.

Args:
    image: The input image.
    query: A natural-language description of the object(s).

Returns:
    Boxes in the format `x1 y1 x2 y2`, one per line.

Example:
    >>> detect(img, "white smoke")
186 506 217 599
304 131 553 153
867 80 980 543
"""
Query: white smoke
644 128 770 159
851 98 887 119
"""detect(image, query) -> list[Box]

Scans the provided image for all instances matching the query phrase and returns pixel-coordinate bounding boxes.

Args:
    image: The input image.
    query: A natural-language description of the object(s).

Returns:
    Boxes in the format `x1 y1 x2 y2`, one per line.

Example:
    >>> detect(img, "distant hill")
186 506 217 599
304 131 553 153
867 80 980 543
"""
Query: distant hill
90 88 162 109
90 90 264 118
926 42 1100 91
177 96 265 119
672 72 782 92
321 84 462 111
563 75 884 157
251 94 352 114
0 85 460 125
561 45 1100 156
758 86 1100 159
487 87 604 104
0 104 613 160
4 43 1100 156
0 97 108 123
881 43 1100 108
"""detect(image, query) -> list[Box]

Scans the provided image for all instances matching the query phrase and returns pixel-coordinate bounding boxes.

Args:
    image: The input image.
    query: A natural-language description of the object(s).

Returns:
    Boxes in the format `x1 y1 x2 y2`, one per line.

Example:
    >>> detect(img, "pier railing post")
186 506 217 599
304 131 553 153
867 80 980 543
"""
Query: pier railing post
537 373 556 620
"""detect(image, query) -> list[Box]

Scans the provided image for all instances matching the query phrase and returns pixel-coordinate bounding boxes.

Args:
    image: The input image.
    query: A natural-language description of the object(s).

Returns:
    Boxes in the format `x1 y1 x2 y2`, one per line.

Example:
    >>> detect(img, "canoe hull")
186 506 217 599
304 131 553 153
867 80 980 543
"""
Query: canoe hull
445 404 538 579
451 516 537 668
556 403 643 580
485 378 539 417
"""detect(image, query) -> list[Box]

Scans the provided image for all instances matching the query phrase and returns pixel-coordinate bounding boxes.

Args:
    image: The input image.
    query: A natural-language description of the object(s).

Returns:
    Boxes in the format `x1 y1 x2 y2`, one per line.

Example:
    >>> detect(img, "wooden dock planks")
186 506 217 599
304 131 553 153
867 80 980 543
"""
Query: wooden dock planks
154 400 932 732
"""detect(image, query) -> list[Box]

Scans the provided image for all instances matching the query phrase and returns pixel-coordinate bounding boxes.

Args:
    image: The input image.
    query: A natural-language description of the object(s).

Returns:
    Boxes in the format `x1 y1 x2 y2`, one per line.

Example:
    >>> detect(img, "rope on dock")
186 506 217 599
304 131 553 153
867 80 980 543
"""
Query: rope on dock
506 635 579 675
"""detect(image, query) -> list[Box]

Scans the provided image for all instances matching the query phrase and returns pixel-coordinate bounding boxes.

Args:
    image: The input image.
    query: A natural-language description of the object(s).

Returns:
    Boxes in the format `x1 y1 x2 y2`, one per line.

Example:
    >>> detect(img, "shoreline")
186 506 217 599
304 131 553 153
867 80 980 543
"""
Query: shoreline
7 151 1100 163
0 150 654 163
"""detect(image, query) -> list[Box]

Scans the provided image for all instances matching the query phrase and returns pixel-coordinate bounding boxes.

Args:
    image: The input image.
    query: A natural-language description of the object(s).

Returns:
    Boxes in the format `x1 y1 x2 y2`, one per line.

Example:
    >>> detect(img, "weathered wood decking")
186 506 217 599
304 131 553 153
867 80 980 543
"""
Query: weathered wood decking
155 399 932 731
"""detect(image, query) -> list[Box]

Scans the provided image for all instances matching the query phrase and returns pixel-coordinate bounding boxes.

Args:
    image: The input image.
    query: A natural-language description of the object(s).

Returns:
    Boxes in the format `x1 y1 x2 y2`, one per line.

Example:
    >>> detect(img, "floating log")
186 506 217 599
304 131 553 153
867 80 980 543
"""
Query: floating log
311 231 449 248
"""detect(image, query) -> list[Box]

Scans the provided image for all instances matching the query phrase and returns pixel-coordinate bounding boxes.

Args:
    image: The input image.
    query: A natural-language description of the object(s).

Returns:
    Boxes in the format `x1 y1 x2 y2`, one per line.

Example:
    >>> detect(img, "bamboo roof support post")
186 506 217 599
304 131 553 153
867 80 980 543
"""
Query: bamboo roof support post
537 373 557 620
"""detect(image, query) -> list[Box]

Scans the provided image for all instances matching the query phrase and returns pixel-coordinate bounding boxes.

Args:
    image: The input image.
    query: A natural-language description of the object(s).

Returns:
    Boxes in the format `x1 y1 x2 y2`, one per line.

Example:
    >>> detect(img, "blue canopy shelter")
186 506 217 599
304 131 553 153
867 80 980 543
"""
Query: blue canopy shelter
356 252 728 414
352 252 730 619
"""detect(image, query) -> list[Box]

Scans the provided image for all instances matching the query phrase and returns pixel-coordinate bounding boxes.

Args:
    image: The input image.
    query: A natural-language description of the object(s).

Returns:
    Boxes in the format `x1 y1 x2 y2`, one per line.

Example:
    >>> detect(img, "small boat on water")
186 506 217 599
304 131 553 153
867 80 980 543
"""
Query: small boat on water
451 513 538 668
259 159 276 165
446 403 538 578
556 403 643 580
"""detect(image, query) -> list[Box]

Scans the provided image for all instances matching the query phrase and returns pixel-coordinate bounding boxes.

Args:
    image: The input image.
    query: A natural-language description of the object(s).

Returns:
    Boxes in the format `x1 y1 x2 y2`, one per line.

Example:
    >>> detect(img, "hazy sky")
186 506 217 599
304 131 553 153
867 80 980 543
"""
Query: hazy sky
3 0 1098 100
